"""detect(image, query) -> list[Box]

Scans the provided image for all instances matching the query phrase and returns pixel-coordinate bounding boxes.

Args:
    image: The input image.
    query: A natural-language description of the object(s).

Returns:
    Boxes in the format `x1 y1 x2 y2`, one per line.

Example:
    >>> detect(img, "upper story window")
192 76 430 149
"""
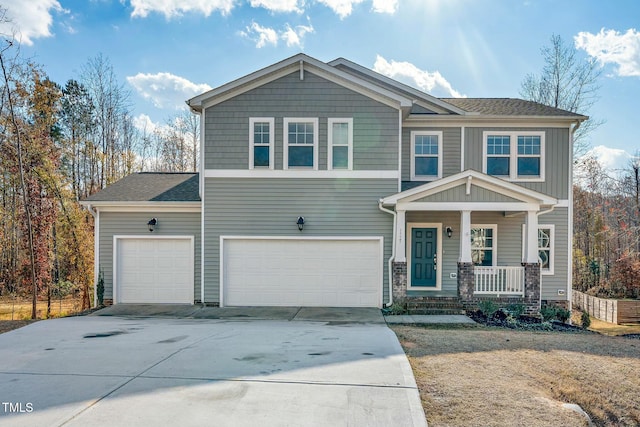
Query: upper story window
471 225 497 267
328 118 353 170
284 118 318 170
249 118 274 169
411 131 442 180
483 131 545 181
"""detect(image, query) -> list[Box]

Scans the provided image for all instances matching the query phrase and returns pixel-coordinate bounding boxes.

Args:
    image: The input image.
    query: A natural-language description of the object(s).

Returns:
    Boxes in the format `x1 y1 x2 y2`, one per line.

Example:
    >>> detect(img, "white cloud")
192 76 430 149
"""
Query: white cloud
240 20 314 48
0 0 65 46
126 72 212 109
316 0 365 19
281 22 314 47
371 0 398 14
372 55 465 98
584 145 633 173
575 28 640 77
239 22 279 48
133 113 161 134
129 0 236 18
250 0 303 13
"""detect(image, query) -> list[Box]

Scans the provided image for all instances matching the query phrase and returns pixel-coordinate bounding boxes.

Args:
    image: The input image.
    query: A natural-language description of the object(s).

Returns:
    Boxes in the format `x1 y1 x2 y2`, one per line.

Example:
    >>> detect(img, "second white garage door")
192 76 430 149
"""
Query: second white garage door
115 236 194 304
222 237 383 307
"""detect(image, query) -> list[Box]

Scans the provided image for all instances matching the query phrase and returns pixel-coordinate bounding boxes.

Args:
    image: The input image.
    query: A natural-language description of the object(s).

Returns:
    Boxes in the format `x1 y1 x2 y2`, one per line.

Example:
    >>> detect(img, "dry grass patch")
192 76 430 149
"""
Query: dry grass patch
391 325 640 427
0 296 81 320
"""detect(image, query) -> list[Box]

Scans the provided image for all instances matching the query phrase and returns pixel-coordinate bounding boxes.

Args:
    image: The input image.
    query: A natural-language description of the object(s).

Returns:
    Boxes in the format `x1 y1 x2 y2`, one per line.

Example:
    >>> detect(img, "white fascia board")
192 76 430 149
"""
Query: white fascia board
328 57 467 115
397 201 543 212
86 202 201 212
404 116 586 127
204 169 399 179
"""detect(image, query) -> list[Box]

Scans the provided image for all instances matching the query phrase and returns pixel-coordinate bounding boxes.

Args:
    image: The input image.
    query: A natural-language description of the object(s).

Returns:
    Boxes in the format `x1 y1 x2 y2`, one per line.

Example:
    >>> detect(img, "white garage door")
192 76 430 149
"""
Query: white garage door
222 237 382 307
115 237 194 304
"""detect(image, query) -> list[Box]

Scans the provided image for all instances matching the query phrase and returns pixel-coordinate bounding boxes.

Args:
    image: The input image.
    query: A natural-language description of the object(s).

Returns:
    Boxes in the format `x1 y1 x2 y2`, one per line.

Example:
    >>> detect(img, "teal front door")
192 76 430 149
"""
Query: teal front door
411 228 437 287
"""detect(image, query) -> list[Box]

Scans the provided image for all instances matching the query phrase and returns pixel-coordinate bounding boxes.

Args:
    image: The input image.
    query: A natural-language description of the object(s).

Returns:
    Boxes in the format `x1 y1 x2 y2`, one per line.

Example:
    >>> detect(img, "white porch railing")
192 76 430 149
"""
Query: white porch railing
474 266 525 296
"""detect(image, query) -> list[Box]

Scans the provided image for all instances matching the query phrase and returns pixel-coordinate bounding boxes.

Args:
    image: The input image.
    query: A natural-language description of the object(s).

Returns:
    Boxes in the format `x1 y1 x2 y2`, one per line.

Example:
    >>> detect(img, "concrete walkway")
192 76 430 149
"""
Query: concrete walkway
384 314 477 324
0 308 426 427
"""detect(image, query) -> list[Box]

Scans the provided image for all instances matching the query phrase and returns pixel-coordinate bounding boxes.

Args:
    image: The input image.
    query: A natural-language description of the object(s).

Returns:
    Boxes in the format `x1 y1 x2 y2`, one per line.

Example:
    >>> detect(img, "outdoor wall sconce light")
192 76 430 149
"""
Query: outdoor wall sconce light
446 226 453 238
296 216 305 231
148 218 158 232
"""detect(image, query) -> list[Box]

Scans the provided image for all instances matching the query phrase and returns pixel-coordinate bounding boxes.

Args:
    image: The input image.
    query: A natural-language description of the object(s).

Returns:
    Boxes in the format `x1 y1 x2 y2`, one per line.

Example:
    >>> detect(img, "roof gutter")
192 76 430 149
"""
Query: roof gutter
378 200 396 308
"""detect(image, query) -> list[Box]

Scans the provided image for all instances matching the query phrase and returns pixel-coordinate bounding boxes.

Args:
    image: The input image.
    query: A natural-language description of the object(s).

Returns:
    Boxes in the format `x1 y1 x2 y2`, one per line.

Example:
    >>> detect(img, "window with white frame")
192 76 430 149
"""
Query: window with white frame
522 224 554 274
328 118 353 170
284 118 318 169
483 131 544 181
411 131 442 180
249 118 274 169
471 225 497 267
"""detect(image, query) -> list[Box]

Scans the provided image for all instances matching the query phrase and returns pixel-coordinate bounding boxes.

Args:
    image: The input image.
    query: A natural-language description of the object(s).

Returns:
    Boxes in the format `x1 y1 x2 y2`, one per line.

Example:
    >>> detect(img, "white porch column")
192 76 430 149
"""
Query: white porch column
395 209 406 262
459 210 472 263
525 210 539 263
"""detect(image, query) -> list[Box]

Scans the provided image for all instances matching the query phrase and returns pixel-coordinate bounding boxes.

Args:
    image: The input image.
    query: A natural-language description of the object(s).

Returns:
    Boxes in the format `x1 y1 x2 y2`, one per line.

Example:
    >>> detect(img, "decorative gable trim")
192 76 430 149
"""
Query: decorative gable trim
187 54 412 112
381 169 557 207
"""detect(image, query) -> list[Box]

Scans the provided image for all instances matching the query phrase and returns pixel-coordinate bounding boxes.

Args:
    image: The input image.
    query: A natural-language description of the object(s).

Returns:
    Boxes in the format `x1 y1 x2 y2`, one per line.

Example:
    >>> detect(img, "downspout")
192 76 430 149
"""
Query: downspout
378 200 396 307
86 204 99 308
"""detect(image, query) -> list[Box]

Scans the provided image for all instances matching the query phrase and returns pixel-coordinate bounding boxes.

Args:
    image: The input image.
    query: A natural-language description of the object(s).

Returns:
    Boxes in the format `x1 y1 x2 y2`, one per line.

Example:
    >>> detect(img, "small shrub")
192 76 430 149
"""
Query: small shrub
505 303 525 318
555 308 571 323
478 300 499 318
539 305 558 322
540 321 554 331
581 310 591 329
97 269 104 307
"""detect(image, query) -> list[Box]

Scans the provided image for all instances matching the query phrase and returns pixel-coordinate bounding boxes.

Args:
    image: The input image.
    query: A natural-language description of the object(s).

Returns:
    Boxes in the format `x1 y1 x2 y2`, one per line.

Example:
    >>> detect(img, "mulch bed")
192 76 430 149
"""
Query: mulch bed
466 310 589 333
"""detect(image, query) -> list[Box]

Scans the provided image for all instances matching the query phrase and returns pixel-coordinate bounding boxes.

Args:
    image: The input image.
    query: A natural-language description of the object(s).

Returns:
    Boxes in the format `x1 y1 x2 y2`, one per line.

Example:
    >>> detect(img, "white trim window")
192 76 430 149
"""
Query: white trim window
328 118 353 170
249 118 274 169
522 224 555 275
284 118 318 169
482 131 545 181
470 225 497 267
411 131 443 180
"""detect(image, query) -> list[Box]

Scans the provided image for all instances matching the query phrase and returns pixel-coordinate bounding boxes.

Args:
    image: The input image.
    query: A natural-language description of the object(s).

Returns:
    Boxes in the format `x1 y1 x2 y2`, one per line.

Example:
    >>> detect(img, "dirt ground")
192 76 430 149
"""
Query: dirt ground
391 324 640 427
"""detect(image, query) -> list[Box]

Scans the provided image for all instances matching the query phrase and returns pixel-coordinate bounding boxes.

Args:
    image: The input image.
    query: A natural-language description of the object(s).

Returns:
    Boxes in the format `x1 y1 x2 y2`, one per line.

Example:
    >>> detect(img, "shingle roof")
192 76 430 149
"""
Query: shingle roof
83 173 200 202
439 98 586 118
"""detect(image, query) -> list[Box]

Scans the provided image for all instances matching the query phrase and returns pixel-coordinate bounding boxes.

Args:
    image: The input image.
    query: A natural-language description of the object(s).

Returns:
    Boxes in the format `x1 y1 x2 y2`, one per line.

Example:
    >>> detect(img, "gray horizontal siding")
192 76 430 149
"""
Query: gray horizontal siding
402 127 461 182
414 184 521 203
405 208 569 300
203 178 397 304
464 127 570 199
205 71 399 171
99 211 201 302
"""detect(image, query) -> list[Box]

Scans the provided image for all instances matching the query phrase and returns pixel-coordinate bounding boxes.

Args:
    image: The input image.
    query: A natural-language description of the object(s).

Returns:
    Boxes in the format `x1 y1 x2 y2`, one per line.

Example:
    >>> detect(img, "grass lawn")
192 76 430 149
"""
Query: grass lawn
390 324 640 427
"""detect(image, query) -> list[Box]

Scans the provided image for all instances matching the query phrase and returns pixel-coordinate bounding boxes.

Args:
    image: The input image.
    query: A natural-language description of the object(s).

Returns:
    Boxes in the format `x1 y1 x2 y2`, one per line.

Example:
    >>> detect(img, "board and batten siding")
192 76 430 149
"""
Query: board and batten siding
98 211 201 301
463 127 570 199
405 208 569 300
203 178 396 304
413 184 521 203
401 127 461 182
204 71 399 171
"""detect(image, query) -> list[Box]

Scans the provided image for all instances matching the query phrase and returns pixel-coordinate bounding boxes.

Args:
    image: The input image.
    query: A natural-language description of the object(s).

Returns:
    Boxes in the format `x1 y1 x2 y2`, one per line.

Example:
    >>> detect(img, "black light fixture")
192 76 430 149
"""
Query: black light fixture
147 218 158 232
446 226 453 238
296 216 305 231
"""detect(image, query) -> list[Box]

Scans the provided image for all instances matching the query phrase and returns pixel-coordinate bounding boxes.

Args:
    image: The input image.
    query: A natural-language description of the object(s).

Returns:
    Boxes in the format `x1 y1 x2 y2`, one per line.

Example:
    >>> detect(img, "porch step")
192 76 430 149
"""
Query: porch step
406 298 466 315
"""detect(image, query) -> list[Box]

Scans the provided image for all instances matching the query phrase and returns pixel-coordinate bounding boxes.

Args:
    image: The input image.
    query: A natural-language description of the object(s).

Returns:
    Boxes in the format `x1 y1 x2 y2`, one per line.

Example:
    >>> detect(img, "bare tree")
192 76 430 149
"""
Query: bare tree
520 34 603 158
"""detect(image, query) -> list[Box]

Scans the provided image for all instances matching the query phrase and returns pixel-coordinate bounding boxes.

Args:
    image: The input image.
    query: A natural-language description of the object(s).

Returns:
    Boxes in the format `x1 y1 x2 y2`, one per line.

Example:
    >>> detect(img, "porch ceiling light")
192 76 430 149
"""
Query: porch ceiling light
148 218 157 232
297 216 305 231
446 226 453 238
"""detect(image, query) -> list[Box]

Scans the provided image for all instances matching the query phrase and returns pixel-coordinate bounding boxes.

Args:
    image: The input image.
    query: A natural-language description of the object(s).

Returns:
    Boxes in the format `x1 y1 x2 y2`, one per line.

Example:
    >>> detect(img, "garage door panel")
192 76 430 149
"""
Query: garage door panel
223 238 381 308
116 238 194 304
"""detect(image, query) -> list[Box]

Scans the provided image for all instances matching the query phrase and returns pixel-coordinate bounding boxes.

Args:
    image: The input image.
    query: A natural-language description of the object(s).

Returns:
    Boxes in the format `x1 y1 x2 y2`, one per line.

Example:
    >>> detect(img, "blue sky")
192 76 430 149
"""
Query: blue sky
2 0 639 171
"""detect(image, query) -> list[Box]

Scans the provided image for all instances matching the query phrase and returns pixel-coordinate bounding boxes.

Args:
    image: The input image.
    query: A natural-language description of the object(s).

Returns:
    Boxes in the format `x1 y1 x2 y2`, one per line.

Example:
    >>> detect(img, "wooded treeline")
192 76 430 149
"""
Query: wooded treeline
0 38 199 318
573 157 640 299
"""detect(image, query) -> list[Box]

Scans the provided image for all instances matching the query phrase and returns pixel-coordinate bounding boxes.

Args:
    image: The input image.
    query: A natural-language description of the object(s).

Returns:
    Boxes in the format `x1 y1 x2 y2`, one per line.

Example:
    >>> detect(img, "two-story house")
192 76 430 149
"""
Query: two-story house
82 54 586 314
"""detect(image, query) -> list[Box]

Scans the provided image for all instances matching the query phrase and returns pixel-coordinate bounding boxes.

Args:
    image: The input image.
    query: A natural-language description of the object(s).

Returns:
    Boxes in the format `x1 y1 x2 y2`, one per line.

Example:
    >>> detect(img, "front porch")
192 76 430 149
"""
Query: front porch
382 170 556 315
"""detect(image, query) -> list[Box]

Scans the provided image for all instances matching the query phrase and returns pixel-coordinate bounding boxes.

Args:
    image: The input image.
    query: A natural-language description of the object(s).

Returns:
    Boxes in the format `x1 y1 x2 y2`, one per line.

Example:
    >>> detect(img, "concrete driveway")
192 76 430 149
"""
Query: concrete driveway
0 307 426 427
